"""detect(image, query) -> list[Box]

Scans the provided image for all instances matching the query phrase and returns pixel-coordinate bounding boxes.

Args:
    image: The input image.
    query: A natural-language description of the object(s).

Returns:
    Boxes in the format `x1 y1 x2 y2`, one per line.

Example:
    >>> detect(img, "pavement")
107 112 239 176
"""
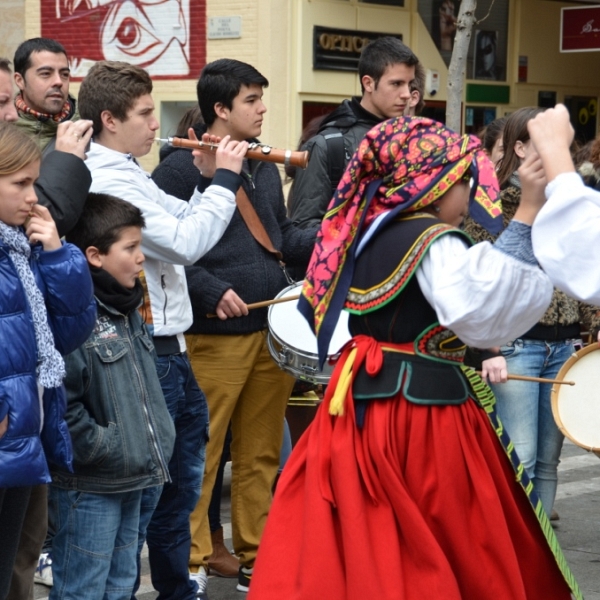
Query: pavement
35 440 600 600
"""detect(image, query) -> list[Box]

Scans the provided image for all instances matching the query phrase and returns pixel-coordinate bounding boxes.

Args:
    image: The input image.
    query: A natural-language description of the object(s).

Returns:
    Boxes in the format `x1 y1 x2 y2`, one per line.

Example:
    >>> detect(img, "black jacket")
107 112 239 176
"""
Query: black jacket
288 97 382 229
185 158 316 335
36 151 92 237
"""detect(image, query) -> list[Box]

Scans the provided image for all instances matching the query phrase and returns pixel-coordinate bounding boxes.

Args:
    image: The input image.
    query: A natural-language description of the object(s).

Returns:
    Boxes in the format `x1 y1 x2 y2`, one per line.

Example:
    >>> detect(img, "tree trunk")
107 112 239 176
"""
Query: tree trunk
446 0 478 132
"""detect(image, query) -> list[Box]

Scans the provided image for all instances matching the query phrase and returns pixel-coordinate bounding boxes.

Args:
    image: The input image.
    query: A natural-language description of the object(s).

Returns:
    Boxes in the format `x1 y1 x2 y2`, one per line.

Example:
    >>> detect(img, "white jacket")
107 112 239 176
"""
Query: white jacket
85 142 237 346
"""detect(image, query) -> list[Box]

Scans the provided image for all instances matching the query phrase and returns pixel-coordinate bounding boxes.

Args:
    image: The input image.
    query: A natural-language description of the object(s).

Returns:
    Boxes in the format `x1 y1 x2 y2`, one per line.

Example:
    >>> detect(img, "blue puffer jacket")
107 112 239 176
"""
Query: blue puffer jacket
0 239 96 488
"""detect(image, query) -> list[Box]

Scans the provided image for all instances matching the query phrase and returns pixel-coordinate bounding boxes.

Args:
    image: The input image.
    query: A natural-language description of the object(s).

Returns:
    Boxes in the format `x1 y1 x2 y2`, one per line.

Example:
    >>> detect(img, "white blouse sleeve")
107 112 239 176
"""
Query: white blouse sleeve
533 172 600 304
416 234 553 348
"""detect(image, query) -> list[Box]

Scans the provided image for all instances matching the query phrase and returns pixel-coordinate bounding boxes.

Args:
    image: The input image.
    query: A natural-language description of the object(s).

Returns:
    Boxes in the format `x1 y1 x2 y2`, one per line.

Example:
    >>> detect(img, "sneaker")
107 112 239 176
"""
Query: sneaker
189 566 209 600
236 566 253 593
34 553 53 587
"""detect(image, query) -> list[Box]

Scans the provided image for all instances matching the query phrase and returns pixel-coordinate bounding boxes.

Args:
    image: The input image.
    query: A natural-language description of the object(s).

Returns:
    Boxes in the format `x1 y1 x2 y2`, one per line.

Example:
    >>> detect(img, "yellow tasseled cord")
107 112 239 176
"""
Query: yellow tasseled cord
328 347 358 416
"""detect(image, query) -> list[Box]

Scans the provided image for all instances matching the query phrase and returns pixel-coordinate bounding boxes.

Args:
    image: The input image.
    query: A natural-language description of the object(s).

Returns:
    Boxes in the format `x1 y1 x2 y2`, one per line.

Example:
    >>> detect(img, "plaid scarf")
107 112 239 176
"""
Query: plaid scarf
299 116 502 362
15 93 72 123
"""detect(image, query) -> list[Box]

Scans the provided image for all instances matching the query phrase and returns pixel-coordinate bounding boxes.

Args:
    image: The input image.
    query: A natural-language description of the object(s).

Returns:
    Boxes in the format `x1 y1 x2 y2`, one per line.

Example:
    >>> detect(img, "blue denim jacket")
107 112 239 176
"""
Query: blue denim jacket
52 299 175 493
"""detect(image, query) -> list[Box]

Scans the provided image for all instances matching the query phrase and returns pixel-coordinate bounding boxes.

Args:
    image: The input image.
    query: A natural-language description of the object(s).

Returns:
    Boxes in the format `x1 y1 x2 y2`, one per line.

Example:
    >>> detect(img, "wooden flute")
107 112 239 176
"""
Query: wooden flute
155 137 309 169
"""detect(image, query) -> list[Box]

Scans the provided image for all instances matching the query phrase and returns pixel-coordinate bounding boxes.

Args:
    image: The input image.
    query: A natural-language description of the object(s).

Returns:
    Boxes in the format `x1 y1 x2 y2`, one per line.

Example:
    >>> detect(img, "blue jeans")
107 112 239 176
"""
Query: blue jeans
278 418 292 474
49 487 142 600
131 484 162 599
490 338 574 515
141 353 209 600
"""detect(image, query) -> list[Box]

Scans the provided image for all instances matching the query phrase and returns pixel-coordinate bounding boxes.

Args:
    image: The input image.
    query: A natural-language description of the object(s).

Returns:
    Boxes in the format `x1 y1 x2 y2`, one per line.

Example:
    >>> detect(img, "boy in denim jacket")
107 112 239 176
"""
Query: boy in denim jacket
49 192 175 600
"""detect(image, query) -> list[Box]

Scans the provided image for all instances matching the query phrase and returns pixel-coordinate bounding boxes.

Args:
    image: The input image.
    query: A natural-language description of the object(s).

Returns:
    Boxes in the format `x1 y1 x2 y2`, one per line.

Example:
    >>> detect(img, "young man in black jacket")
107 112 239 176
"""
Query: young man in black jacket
186 58 316 597
289 37 419 229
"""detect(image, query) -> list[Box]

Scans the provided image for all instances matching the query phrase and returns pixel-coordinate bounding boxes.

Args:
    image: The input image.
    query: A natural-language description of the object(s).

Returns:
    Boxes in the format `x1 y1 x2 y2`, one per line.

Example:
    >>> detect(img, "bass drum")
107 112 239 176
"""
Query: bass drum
551 342 600 458
267 282 351 384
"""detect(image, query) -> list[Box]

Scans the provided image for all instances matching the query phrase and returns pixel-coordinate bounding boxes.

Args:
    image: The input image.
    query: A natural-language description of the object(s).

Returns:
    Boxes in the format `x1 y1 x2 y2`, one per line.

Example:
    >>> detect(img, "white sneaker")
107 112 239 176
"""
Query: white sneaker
189 566 209 600
236 566 253 593
34 553 53 587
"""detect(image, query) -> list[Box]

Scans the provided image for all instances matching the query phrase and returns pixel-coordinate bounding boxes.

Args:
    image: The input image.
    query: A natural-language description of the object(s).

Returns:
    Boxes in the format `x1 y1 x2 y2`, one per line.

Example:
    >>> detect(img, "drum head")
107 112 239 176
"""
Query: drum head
268 283 350 357
551 342 600 454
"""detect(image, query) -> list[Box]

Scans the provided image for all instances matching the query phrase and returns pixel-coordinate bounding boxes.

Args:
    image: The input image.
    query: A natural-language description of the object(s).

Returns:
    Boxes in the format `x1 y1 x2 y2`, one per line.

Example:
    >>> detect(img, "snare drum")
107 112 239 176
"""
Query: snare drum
551 342 600 458
267 282 351 384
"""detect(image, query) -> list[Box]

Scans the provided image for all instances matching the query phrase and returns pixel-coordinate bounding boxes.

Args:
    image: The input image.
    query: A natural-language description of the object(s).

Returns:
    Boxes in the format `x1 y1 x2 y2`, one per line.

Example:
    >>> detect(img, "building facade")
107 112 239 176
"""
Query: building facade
2 0 600 172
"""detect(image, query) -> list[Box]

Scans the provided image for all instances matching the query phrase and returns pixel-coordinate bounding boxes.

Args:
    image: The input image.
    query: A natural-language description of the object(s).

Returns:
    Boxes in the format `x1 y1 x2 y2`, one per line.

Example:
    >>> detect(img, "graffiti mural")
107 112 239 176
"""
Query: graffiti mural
41 0 206 79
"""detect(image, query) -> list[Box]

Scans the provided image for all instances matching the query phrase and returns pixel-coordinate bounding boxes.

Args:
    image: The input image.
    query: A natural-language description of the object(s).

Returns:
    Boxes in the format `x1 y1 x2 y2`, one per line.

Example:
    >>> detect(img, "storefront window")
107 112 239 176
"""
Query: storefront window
464 105 497 136
417 0 508 81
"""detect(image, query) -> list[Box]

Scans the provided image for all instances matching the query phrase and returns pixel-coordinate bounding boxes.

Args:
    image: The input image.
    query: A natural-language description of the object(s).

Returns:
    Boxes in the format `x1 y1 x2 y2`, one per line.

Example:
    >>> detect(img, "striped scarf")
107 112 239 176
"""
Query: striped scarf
15 93 72 123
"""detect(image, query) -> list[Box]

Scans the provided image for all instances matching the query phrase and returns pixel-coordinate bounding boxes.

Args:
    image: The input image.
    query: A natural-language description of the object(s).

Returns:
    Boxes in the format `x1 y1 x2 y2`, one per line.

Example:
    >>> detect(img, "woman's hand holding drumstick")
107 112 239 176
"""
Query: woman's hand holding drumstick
476 369 575 386
481 349 574 385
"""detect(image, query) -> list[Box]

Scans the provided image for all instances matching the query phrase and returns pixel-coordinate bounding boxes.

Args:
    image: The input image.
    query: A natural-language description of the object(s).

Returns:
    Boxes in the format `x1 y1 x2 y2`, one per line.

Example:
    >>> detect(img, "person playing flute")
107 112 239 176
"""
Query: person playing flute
184 58 317 597
76 59 247 600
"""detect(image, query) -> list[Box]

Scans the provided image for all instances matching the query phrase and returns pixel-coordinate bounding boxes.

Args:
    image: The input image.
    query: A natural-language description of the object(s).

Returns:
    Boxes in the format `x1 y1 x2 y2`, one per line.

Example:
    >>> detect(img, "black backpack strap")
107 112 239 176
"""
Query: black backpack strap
323 131 345 194
42 136 57 158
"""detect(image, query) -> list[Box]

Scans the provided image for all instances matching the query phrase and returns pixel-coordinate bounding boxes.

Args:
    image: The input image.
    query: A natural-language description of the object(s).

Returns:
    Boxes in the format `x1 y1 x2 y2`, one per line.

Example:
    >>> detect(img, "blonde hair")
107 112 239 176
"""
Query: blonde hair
0 123 41 175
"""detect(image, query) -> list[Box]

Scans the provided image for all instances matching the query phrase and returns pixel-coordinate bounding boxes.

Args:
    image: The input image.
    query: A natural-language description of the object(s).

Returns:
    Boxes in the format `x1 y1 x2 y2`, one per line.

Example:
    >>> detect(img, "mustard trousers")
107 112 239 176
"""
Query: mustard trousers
186 331 294 570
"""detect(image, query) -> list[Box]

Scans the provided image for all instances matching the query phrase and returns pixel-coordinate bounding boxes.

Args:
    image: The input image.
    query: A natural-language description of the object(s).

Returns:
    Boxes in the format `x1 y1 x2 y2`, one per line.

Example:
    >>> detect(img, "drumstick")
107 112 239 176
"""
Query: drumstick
206 294 300 318
476 372 575 386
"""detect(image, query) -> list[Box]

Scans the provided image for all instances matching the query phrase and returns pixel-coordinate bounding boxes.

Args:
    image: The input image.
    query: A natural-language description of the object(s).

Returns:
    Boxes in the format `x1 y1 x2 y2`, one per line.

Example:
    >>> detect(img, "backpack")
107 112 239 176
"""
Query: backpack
317 106 360 194
323 130 347 195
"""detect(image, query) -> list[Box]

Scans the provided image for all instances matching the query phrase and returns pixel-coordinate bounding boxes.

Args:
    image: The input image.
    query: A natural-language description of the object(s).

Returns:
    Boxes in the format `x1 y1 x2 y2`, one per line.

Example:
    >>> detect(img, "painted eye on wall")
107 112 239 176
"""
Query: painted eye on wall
111 16 160 57
103 12 161 60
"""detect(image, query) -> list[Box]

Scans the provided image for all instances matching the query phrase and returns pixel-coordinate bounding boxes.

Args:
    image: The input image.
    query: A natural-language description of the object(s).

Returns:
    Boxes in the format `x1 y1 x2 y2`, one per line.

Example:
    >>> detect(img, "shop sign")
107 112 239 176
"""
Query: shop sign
561 6 600 52
313 26 402 71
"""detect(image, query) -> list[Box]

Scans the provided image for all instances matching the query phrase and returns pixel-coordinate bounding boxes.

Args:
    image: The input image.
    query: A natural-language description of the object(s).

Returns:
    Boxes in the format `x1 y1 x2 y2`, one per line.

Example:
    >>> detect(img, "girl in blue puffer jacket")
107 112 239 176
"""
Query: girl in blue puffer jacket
0 123 95 597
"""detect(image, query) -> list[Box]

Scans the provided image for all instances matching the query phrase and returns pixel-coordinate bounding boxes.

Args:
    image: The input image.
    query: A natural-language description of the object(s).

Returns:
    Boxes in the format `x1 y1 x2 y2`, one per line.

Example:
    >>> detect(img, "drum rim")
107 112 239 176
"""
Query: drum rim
551 341 600 456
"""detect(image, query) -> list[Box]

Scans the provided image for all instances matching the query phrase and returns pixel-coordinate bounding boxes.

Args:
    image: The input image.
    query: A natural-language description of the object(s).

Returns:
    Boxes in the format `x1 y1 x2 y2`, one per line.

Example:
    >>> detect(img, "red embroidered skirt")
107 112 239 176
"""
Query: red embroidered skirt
248 385 574 599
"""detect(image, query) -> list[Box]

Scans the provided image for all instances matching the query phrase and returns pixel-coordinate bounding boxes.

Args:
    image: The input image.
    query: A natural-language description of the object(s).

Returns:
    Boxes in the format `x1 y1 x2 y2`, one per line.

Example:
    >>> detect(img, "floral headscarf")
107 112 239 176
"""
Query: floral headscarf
299 116 502 363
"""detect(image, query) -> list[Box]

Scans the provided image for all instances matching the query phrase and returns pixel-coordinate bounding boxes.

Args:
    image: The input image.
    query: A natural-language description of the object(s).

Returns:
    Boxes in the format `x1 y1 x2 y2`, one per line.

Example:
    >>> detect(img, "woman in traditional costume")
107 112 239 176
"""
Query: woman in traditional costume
248 117 581 600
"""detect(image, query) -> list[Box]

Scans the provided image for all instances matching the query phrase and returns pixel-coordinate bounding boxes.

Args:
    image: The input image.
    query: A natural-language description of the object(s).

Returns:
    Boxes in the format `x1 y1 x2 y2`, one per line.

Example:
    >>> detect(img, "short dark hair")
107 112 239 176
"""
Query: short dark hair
0 58 12 75
13 38 68 75
411 61 426 115
66 192 145 255
79 61 153 136
196 59 269 126
478 116 507 156
358 37 418 92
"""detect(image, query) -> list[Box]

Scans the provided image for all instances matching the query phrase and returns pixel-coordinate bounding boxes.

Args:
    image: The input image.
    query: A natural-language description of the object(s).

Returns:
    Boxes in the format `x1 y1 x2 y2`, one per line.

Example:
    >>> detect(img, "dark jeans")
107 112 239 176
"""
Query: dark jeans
208 429 231 533
138 352 209 600
7 484 47 600
0 486 32 600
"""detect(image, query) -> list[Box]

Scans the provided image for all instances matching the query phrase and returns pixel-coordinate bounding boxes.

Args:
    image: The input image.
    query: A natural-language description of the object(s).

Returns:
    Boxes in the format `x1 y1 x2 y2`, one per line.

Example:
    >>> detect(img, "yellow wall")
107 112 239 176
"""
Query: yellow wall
510 0 600 110
0 0 25 61
4 0 600 168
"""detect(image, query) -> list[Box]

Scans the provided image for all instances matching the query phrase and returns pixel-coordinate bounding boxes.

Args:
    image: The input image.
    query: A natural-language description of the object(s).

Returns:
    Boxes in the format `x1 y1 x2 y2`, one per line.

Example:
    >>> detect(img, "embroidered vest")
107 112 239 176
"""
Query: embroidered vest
346 214 472 405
